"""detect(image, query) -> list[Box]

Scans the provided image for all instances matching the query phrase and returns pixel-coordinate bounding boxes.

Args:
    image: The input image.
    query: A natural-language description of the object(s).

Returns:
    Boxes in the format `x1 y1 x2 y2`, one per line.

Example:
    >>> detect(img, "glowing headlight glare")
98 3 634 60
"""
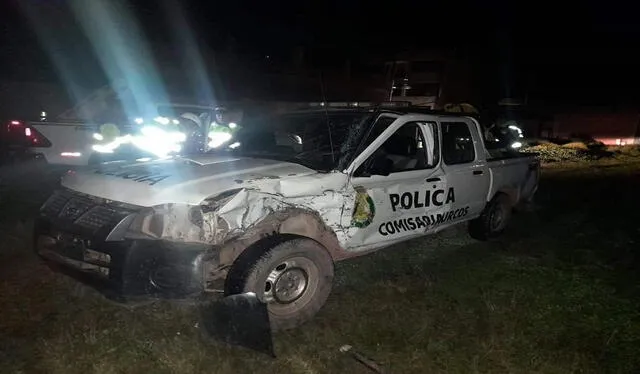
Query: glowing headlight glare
508 125 524 138
511 141 523 149
92 144 114 153
93 133 104 141
134 117 144 124
133 126 186 157
172 119 180 125
229 142 241 149
173 132 186 142
154 116 170 125
140 125 162 137
140 126 185 142
228 122 237 129
92 134 132 153
208 132 232 148
91 125 186 157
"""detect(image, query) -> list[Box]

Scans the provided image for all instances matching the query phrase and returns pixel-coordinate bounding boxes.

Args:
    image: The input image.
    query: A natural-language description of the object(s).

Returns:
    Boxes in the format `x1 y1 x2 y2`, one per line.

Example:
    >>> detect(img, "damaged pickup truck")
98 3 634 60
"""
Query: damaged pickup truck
35 105 539 330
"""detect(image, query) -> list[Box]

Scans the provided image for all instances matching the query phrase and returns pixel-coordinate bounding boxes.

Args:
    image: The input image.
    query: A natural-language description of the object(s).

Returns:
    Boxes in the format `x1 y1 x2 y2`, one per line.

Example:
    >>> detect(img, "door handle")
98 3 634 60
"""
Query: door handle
473 170 484 175
426 177 441 182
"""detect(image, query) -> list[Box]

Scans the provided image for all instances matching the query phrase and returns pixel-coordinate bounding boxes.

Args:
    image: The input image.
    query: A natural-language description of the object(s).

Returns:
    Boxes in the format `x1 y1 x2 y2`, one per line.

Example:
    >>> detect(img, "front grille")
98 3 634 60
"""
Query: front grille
59 198 93 221
41 191 70 216
41 189 136 232
76 206 128 230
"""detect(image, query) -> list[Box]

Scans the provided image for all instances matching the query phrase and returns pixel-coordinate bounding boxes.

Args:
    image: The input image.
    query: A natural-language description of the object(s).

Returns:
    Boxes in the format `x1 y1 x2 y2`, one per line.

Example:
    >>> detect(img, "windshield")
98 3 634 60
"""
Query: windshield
210 111 372 171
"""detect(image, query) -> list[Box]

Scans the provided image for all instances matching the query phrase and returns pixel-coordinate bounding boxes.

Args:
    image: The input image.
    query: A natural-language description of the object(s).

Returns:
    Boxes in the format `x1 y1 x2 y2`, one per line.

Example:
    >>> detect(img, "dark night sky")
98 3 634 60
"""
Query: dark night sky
2 0 640 106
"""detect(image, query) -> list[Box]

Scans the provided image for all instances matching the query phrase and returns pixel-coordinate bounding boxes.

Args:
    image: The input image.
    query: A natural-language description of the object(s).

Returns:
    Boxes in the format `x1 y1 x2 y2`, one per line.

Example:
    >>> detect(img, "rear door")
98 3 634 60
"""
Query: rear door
439 117 490 219
343 114 448 251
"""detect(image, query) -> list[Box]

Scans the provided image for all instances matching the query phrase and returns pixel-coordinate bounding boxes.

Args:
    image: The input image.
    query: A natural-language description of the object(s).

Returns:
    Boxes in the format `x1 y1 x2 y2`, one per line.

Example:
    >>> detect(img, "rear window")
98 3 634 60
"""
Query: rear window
441 122 475 165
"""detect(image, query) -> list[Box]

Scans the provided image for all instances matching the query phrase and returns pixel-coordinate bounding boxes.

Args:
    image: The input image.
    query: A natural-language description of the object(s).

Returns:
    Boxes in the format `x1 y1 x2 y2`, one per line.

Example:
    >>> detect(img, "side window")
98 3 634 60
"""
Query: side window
355 122 438 176
441 121 475 165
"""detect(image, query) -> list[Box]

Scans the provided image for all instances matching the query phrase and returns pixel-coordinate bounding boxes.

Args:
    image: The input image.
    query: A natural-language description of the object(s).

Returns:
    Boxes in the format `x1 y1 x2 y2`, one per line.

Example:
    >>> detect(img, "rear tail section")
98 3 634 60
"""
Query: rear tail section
24 123 52 148
2 120 51 148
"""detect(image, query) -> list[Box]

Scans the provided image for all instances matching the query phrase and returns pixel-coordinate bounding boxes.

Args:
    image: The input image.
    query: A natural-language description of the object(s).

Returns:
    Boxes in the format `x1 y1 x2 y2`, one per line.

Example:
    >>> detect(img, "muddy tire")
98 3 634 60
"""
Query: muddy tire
225 236 334 331
468 193 512 241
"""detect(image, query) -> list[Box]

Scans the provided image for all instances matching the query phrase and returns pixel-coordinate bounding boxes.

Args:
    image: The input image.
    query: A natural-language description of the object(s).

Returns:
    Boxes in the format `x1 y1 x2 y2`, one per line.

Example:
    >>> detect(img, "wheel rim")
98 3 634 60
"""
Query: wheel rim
262 256 319 316
489 204 507 232
272 268 307 303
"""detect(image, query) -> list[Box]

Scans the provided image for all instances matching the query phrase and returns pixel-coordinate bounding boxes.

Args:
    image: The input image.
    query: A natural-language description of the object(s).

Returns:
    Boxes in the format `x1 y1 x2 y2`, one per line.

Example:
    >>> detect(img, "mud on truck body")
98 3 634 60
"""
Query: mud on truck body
34 104 539 330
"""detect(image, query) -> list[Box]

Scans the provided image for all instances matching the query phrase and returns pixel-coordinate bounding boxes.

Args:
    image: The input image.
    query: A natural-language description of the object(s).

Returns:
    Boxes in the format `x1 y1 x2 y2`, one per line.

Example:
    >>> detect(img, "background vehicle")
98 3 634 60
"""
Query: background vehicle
34 103 539 331
4 103 235 166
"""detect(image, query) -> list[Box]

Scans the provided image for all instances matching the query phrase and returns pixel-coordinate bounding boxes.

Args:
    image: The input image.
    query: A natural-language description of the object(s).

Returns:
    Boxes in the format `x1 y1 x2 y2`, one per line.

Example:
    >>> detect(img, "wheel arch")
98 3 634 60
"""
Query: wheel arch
217 208 345 274
491 187 518 207
468 190 513 241
223 232 333 295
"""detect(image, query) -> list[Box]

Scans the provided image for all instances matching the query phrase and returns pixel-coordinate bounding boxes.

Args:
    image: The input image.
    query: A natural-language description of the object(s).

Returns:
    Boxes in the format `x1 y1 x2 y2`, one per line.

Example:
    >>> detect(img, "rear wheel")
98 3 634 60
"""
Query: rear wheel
225 237 334 331
468 193 512 240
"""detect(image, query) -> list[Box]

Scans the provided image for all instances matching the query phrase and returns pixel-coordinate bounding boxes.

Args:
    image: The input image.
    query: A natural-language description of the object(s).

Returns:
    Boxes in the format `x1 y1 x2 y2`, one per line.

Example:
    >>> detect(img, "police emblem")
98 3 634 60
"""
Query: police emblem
351 187 375 228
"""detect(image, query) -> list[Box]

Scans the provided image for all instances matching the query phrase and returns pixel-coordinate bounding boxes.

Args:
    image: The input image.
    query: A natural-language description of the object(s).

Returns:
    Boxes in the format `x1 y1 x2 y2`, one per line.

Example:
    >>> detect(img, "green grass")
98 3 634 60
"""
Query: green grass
1 160 640 373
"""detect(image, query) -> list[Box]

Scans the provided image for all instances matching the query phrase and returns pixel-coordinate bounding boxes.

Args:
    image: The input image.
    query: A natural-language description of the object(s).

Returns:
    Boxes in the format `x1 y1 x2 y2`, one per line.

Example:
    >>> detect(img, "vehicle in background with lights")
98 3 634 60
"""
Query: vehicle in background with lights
1 118 58 164
34 101 539 331
151 103 243 153
11 119 139 166
6 103 239 167
88 117 190 164
88 104 243 163
482 121 527 159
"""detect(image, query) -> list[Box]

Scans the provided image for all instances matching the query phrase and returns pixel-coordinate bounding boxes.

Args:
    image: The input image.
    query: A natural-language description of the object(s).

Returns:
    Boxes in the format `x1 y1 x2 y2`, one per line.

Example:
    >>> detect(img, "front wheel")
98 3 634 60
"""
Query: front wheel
468 193 512 240
224 237 334 331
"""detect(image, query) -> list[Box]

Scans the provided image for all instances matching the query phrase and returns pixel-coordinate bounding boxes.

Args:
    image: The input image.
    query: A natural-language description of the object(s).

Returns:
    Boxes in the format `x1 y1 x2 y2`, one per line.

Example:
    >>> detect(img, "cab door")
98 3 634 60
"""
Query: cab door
343 114 447 251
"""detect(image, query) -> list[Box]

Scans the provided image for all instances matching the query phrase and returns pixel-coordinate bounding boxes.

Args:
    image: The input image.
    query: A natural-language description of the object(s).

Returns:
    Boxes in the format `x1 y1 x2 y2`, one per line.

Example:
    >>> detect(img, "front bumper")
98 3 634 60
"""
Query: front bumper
34 216 209 303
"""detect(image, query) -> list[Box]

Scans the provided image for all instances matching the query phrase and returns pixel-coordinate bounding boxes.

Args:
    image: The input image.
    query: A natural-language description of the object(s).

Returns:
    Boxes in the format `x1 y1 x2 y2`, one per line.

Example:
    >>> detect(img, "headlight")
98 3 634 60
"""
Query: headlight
124 189 243 240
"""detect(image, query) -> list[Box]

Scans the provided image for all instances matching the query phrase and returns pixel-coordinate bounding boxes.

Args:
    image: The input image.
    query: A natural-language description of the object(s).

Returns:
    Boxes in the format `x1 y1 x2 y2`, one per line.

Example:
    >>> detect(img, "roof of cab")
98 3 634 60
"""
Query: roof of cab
278 106 480 120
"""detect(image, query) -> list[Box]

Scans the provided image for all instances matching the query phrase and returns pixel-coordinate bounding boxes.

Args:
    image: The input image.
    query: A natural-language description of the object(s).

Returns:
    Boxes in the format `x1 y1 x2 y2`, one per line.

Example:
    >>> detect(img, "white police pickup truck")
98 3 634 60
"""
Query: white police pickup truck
34 105 539 330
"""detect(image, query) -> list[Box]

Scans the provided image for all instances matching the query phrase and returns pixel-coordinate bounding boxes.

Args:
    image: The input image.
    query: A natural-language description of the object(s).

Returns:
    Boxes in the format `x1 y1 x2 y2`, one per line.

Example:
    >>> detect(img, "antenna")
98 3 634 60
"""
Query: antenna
319 72 335 165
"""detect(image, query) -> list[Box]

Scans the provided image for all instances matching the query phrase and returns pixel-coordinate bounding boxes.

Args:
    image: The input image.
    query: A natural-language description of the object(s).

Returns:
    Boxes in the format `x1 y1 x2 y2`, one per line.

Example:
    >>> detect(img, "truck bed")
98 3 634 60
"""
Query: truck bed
487 152 539 206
